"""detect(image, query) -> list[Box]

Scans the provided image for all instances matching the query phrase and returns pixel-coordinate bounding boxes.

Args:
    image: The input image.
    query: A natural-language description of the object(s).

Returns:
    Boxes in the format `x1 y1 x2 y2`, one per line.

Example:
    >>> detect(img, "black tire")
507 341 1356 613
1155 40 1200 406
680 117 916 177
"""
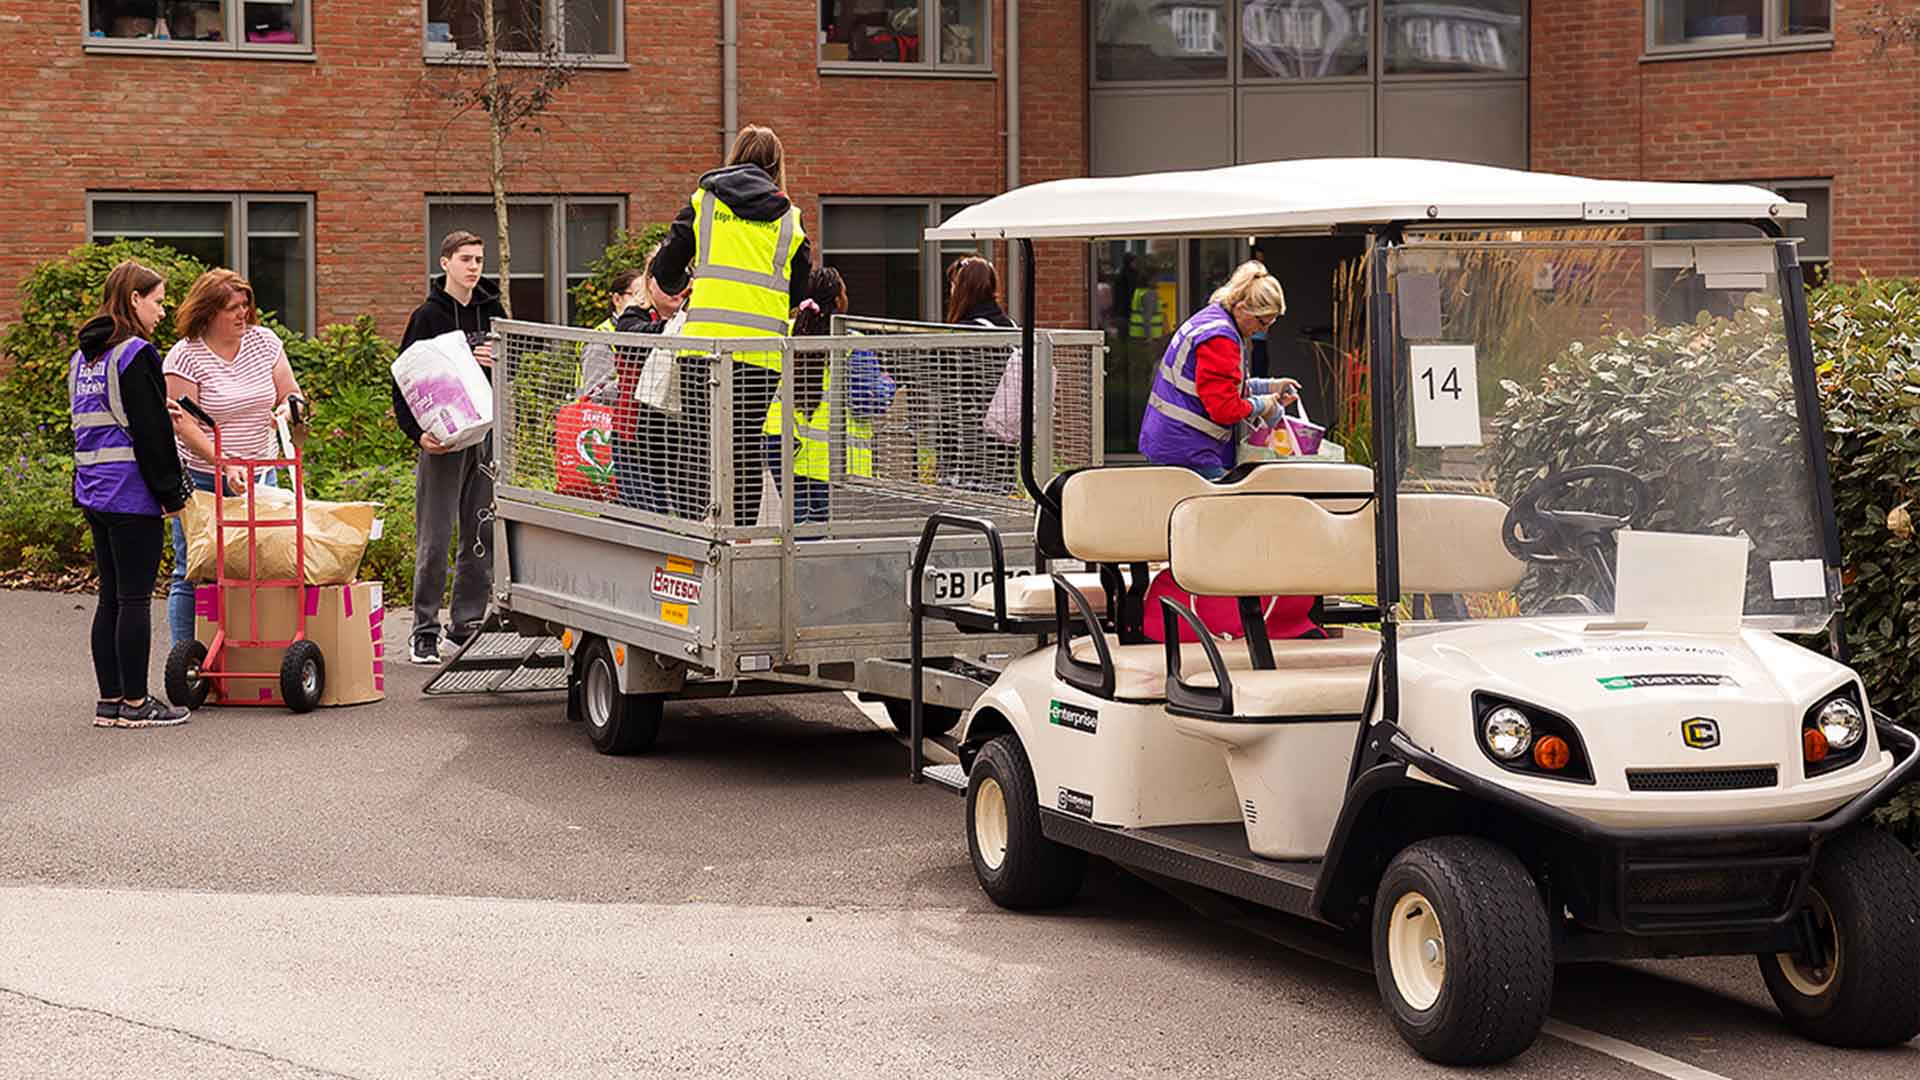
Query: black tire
966 735 1086 910
580 638 663 755
280 640 325 713
1759 826 1920 1048
884 698 962 738
165 639 212 709
1372 836 1554 1066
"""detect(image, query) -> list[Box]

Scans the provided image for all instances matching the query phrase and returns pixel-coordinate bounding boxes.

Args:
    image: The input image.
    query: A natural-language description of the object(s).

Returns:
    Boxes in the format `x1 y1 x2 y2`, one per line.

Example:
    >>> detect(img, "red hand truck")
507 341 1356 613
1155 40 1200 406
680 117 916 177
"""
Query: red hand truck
164 396 327 713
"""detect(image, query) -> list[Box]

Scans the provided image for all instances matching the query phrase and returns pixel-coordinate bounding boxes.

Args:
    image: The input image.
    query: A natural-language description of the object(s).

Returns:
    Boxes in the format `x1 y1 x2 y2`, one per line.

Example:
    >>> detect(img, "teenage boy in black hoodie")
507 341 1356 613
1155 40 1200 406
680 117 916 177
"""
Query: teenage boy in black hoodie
394 230 506 664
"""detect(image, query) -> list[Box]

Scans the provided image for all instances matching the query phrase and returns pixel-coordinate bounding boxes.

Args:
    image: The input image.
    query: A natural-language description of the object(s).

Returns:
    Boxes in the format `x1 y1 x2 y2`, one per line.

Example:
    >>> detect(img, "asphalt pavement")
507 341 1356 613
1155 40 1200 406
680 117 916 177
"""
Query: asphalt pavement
1 588 1915 1079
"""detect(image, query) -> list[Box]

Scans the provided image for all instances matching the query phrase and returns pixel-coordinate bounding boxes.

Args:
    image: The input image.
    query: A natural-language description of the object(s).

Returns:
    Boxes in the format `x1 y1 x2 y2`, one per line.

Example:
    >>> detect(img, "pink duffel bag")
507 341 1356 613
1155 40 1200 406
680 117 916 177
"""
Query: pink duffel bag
1141 568 1322 643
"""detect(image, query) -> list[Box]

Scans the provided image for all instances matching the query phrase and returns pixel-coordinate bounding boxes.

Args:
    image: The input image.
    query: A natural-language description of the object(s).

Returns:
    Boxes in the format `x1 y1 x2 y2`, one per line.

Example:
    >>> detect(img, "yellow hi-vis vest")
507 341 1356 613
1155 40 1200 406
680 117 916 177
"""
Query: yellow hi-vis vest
763 365 874 482
679 188 804 371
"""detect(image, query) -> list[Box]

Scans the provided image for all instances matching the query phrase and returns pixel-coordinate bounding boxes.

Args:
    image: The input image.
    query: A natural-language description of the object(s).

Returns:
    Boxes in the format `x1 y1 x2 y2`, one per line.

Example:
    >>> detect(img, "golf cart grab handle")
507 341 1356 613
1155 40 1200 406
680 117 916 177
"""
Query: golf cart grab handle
909 513 1008 621
1384 720 1919 848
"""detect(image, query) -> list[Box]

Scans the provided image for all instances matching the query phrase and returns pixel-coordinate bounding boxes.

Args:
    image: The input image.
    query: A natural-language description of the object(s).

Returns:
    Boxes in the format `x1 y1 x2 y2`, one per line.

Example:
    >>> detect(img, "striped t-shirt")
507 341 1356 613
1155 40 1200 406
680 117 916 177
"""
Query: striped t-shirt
164 325 286 473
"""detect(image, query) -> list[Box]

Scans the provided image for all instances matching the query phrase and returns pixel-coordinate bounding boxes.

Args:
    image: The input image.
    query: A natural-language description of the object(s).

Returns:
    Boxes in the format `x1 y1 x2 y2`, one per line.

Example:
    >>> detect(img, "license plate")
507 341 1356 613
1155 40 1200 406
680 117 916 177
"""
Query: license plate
918 566 1033 605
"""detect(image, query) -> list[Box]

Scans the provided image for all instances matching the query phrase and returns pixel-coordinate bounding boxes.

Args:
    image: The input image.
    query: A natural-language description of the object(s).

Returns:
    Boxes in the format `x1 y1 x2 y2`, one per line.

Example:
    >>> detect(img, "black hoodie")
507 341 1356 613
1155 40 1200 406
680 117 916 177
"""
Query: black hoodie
649 164 814 308
73 314 190 514
391 274 506 445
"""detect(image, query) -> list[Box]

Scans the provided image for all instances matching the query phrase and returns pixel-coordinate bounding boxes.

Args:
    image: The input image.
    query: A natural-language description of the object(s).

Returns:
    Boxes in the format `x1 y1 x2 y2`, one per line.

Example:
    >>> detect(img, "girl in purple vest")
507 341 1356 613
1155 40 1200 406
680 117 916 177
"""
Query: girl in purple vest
69 261 193 728
1137 260 1299 480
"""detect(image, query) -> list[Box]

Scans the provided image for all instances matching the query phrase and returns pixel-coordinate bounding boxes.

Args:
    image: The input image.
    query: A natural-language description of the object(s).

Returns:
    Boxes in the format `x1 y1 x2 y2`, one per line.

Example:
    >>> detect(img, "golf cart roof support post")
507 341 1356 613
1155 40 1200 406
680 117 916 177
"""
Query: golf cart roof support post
1367 232 1403 731
1017 238 1054 514
1775 239 1849 662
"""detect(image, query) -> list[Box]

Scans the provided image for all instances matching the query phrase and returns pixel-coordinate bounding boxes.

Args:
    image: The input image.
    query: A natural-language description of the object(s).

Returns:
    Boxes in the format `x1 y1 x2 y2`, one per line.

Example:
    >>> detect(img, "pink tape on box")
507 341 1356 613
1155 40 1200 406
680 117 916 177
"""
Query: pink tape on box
372 661 385 675
303 587 320 618
343 588 354 619
259 688 276 702
194 586 218 619
374 677 385 692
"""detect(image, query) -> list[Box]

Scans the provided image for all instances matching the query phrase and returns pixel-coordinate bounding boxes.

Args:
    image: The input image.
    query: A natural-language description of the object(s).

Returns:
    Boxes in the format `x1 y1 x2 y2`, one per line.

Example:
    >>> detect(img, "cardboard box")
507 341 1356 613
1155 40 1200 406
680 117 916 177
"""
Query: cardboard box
193 582 386 707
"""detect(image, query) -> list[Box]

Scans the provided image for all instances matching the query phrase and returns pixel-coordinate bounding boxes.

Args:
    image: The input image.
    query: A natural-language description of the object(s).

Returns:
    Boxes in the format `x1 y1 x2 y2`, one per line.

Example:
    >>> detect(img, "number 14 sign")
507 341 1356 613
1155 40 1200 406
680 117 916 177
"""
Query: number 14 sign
1408 344 1483 447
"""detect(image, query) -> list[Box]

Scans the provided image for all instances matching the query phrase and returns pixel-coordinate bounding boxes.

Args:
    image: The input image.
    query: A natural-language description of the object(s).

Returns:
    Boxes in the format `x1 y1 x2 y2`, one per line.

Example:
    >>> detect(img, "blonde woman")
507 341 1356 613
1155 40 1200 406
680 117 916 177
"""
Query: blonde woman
1137 260 1299 479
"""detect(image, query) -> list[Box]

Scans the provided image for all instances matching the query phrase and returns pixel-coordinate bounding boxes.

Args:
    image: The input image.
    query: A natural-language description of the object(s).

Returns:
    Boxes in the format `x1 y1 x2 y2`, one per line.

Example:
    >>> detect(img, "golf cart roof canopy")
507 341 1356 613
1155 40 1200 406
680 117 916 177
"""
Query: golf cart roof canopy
925 158 1805 242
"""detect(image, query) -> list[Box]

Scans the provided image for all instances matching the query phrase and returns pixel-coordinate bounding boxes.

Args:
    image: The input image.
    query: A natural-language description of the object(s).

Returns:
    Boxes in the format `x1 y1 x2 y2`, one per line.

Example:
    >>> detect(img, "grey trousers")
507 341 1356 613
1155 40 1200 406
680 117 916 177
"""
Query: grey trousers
411 439 494 642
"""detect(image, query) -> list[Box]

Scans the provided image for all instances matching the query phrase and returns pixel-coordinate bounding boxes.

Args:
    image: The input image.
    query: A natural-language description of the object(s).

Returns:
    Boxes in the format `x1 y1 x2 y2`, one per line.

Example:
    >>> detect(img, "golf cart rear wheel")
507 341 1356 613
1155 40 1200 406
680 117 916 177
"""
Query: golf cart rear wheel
165 639 211 709
280 640 325 713
884 699 962 738
1372 836 1553 1066
1759 827 1920 1048
580 638 662 756
967 735 1085 910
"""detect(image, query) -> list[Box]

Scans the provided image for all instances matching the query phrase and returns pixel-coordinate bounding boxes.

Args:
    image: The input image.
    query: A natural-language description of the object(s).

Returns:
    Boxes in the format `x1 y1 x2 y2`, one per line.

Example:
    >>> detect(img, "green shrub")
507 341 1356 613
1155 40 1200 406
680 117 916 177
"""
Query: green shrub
0 430 87 578
330 463 419 607
0 239 212 437
568 224 670 329
285 316 413 493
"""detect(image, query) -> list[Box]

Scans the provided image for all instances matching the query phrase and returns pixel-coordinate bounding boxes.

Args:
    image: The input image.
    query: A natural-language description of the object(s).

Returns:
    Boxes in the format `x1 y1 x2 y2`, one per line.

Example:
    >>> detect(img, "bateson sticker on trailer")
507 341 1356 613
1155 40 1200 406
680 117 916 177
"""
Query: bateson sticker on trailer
1049 700 1099 734
650 568 703 605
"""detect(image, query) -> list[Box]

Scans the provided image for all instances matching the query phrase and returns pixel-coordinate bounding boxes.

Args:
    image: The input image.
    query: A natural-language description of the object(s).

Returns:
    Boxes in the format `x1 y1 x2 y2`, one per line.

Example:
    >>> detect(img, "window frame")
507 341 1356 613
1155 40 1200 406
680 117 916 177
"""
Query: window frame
421 0 626 66
85 191 317 334
1642 0 1832 60
423 194 627 324
819 196 996 322
817 0 994 77
82 0 315 60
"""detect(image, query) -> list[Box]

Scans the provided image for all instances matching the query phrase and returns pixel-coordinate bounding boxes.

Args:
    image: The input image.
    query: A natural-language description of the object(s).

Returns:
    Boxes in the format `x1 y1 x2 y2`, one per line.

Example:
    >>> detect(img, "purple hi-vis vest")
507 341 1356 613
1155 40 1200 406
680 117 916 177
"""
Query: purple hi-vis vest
70 337 163 516
1137 302 1244 471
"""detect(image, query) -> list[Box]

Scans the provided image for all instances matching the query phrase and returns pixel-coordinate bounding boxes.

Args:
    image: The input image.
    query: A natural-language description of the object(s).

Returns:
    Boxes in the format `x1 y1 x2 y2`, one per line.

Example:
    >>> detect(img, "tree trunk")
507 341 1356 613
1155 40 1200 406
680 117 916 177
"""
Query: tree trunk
483 0 512 318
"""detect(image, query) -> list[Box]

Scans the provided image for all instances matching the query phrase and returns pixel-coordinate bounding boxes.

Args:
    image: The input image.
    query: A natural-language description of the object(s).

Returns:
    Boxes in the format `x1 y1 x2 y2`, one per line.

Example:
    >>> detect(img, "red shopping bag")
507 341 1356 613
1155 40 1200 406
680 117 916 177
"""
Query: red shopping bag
1142 568 1321 643
555 398 618 500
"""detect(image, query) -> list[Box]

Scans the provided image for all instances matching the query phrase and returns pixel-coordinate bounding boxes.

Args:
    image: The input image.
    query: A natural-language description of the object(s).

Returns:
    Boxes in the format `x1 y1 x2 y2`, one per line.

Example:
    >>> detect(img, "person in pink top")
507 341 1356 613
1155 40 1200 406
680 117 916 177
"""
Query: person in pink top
162 269 308 647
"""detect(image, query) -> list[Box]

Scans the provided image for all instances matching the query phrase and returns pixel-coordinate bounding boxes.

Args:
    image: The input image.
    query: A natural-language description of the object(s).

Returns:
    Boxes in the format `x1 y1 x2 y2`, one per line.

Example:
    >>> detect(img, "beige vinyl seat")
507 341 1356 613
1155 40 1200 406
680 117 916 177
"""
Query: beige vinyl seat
968 572 1107 618
1051 461 1376 702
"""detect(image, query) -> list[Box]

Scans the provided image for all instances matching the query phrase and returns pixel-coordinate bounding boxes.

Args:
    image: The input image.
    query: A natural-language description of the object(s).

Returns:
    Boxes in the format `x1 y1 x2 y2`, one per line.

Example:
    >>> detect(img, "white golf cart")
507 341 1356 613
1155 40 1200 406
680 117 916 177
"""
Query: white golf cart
904 159 1920 1065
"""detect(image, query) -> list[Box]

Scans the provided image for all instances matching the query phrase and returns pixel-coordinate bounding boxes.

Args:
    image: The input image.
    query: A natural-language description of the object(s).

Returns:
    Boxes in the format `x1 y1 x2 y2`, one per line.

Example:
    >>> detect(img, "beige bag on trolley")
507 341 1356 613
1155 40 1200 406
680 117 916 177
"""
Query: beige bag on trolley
180 416 379 585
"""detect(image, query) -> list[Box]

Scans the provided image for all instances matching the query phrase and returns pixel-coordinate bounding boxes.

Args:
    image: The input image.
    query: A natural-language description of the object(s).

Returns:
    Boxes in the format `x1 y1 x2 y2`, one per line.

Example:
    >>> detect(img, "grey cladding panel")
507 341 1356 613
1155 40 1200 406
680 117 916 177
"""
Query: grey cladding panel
1091 90 1234 177
1378 81 1528 169
1238 86 1374 163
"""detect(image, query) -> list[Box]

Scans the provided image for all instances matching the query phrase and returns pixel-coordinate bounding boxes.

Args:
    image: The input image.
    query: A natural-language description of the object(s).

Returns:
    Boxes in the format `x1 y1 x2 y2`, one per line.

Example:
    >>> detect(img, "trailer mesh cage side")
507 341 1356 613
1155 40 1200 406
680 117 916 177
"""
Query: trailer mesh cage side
492 319 1102 540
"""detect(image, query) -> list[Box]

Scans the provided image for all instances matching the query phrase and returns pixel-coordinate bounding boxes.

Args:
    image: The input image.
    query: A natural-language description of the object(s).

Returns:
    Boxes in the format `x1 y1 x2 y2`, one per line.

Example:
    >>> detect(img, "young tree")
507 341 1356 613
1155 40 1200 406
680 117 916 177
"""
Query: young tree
1860 2 1920 55
426 0 590 317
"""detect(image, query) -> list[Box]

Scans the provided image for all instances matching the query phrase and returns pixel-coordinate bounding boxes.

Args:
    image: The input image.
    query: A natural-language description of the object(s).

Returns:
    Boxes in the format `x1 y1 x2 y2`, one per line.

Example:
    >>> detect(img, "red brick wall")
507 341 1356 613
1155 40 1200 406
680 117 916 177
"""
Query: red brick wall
1533 1 1920 278
0 0 1091 336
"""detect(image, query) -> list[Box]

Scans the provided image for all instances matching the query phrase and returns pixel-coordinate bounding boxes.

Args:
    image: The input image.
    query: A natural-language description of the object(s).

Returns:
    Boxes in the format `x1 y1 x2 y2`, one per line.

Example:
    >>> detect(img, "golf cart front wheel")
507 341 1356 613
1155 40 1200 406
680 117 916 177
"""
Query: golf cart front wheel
966 735 1085 910
580 638 662 755
280 640 325 713
1759 827 1920 1048
165 639 212 709
1372 836 1553 1066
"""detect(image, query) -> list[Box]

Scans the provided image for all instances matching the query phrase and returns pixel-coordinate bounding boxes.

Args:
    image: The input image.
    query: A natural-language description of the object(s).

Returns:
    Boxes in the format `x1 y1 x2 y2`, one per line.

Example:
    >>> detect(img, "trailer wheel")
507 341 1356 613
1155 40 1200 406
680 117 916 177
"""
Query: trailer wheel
1760 826 1920 1048
165 639 212 709
1372 836 1553 1066
580 638 662 755
884 699 961 738
967 735 1085 910
280 640 325 713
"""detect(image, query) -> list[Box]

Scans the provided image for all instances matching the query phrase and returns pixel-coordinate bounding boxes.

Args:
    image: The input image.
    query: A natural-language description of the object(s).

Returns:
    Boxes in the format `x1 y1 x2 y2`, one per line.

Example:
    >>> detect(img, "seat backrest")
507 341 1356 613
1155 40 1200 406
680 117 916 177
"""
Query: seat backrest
1167 491 1526 598
1058 461 1374 564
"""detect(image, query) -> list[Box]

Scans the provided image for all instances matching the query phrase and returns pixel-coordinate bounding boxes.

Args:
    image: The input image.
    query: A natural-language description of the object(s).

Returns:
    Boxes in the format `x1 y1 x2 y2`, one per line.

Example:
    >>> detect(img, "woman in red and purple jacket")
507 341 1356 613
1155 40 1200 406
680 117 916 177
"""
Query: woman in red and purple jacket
1137 260 1299 480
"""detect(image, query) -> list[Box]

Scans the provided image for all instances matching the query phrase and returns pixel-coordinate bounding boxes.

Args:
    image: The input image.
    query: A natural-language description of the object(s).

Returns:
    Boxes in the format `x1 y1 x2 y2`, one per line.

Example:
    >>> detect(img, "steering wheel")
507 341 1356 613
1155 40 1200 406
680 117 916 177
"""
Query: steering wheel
1502 465 1651 565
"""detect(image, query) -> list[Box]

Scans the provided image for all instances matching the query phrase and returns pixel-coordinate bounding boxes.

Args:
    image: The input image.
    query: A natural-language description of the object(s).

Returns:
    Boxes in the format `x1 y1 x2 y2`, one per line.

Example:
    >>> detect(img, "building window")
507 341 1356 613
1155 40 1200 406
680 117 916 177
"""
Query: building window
88 194 315 334
426 196 622 324
818 0 989 70
85 0 311 55
1096 0 1230 81
1647 0 1830 54
424 0 619 59
1242 0 1368 79
821 199 999 322
1650 179 1831 324
1385 0 1523 75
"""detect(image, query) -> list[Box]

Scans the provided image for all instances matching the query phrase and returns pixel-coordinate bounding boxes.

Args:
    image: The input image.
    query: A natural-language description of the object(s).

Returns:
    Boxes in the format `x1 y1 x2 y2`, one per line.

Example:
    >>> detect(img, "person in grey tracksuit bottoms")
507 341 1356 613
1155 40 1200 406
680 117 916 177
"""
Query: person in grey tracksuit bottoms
393 230 506 664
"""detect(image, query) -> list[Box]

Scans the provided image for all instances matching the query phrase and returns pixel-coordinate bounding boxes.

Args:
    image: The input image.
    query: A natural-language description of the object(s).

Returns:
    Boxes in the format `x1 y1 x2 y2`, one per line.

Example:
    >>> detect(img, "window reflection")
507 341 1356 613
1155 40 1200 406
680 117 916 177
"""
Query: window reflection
1384 0 1524 74
1242 0 1368 78
1095 0 1229 81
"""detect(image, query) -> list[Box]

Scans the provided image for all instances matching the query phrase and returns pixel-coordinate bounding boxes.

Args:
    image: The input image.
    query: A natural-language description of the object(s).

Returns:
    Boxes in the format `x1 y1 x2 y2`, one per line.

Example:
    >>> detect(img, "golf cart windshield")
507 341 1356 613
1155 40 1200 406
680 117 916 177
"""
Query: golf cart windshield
1388 231 1835 633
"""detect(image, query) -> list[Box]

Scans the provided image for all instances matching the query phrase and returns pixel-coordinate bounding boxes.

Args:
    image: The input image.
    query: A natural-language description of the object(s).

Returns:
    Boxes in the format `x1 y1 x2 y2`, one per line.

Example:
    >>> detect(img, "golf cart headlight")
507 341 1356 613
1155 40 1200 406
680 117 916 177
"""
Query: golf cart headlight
1817 697 1865 750
1483 706 1534 761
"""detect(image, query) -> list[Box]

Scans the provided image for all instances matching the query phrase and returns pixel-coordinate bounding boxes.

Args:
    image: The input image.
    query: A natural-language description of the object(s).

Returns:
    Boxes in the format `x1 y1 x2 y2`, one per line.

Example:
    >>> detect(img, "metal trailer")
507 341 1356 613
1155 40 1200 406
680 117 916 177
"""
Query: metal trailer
477 314 1104 750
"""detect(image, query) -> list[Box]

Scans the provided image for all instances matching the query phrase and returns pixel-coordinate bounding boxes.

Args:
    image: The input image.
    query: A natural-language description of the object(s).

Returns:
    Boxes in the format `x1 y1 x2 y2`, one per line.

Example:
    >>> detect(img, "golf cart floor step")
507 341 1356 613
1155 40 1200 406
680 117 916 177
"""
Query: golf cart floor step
1040 815 1323 919
922 763 967 792
423 632 567 695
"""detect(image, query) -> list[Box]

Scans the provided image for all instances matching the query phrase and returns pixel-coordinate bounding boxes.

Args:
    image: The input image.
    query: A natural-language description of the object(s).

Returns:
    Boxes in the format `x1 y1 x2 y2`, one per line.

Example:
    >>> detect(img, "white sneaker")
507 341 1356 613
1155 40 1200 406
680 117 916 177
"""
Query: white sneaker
409 638 441 665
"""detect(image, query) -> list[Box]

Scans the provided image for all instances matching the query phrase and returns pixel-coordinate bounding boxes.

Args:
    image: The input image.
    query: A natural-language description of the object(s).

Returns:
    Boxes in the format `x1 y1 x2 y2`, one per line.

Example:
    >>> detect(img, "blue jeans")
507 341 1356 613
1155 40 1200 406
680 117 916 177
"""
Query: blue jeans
1189 463 1228 481
168 468 278 647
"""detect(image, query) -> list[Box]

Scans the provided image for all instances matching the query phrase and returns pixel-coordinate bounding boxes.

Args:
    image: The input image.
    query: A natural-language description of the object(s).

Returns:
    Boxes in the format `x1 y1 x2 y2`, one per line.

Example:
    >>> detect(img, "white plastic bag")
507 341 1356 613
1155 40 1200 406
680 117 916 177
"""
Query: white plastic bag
636 311 687 414
391 330 494 450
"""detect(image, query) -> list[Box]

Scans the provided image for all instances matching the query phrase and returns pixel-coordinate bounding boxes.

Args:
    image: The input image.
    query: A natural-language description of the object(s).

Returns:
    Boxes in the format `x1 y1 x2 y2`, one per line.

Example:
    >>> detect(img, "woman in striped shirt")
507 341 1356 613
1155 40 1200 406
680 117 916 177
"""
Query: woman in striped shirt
162 269 308 648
